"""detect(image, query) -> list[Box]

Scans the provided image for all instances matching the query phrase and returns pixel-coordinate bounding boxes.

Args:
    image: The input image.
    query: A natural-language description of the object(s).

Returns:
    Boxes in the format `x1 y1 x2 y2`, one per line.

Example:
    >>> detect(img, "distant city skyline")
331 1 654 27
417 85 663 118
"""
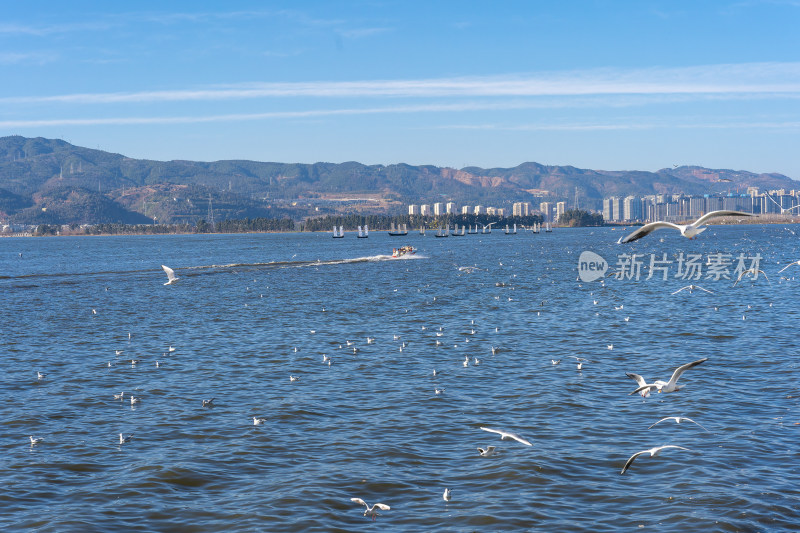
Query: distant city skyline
2 2 800 177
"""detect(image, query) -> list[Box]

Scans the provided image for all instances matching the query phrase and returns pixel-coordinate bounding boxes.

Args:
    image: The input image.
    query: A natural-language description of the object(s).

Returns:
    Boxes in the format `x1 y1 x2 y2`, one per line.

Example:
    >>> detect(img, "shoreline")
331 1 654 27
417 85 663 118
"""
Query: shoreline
2 217 798 238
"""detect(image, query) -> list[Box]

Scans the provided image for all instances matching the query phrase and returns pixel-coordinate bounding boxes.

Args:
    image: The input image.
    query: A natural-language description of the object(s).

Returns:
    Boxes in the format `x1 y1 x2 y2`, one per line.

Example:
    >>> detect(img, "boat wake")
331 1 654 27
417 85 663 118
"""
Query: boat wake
0 254 427 286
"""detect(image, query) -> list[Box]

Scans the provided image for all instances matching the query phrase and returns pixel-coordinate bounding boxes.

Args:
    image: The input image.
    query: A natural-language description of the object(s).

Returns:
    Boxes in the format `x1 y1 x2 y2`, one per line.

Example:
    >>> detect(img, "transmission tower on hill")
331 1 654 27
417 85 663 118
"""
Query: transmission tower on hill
207 195 215 225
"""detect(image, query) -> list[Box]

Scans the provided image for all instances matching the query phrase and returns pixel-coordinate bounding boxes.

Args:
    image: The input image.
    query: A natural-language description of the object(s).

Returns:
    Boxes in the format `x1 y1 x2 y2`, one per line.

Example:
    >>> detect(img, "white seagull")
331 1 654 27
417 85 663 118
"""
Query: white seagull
620 445 691 474
289 375 299 382
162 265 179 285
765 193 800 214
113 391 125 400
648 416 708 432
350 498 390 520
119 433 133 444
480 426 532 446
732 268 770 287
29 436 44 445
630 358 708 395
202 398 215 407
253 416 267 425
625 372 651 398
778 260 800 274
477 446 498 457
672 284 714 295
36 371 46 380
617 210 753 243
443 488 452 501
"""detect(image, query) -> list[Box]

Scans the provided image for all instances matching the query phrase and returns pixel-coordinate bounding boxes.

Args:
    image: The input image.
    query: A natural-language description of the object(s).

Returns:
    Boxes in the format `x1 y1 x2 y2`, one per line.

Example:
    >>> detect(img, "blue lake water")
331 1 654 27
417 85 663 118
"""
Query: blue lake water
1 226 799 531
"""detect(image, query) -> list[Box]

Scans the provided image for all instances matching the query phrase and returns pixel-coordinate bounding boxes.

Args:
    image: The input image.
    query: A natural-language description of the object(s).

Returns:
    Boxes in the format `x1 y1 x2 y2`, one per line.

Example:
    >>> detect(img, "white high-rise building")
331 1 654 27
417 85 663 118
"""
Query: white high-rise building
445 202 456 214
555 201 566 222
461 205 471 215
420 204 431 216
474 205 484 215
433 202 444 216
408 204 419 215
539 202 553 222
512 202 531 216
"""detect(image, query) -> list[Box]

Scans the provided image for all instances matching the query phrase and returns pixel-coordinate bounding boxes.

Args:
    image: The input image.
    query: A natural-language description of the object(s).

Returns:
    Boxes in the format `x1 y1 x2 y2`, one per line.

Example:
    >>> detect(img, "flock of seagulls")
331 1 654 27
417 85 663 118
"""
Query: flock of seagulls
23 217 794 525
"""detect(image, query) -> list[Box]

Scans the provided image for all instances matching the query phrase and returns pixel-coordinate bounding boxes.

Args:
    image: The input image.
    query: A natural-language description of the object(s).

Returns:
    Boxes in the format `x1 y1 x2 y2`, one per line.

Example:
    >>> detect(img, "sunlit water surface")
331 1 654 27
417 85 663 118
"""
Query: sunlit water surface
1 226 799 531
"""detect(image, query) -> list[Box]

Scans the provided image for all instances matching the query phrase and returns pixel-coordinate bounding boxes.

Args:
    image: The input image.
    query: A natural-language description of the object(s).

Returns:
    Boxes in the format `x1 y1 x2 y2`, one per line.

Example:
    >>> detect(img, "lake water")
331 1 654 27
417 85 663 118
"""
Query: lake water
1 226 799 531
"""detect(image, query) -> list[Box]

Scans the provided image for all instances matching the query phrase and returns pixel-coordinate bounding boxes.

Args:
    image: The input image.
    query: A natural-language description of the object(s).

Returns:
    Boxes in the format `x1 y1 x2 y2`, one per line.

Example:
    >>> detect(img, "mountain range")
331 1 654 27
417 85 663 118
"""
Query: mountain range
0 135 796 225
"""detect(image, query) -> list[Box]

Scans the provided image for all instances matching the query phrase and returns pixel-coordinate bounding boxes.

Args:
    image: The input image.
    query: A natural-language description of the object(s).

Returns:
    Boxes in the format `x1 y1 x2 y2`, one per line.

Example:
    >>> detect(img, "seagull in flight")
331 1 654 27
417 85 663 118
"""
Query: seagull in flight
350 498 390 520
732 268 770 287
620 445 691 474
672 284 714 295
617 210 753 243
648 416 708 432
778 260 800 273
765 193 800 214
161 265 179 285
630 358 708 395
626 372 651 398
480 427 532 446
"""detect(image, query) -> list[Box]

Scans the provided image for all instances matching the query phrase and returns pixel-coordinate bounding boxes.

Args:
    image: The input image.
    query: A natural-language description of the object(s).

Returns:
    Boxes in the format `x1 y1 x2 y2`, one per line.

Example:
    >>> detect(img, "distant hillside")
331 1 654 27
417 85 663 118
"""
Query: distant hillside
0 135 796 225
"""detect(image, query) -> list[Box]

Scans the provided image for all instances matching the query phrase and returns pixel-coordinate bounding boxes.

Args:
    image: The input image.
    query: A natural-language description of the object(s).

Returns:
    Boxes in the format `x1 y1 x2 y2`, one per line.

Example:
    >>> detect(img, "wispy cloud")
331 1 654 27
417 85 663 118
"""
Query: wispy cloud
2 102 799 130
0 51 58 65
3 62 799 105
0 21 115 36
337 27 391 39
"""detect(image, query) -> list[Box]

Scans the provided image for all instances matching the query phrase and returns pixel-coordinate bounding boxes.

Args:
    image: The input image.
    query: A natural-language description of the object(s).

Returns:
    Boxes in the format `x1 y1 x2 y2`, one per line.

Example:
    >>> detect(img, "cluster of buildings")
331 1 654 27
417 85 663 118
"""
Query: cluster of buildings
407 187 800 225
603 188 800 223
407 201 568 222
408 202 508 217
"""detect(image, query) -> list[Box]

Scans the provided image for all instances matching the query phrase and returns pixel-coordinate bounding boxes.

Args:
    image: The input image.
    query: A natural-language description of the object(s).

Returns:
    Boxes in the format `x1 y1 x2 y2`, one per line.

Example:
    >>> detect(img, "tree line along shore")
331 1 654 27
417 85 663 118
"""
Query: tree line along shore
15 209 793 237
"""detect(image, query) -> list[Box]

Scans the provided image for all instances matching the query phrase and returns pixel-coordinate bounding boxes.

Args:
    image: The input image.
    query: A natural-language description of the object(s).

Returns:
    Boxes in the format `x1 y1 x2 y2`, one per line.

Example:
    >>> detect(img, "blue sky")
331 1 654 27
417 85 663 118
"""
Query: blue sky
2 1 800 178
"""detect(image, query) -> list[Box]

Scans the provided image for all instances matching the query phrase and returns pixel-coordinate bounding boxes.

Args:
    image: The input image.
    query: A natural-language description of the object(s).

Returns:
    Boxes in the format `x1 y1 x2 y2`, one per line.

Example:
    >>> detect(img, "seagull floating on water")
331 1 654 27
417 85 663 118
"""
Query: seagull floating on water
350 498 390 520
202 398 215 407
161 265 179 285
253 416 267 425
29 436 44 445
620 445 691 474
648 416 708 431
36 372 45 380
443 488 451 501
477 446 498 457
617 210 753 243
130 396 140 404
480 426 532 446
119 433 133 444
630 358 708 395
113 391 125 400
289 375 299 382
